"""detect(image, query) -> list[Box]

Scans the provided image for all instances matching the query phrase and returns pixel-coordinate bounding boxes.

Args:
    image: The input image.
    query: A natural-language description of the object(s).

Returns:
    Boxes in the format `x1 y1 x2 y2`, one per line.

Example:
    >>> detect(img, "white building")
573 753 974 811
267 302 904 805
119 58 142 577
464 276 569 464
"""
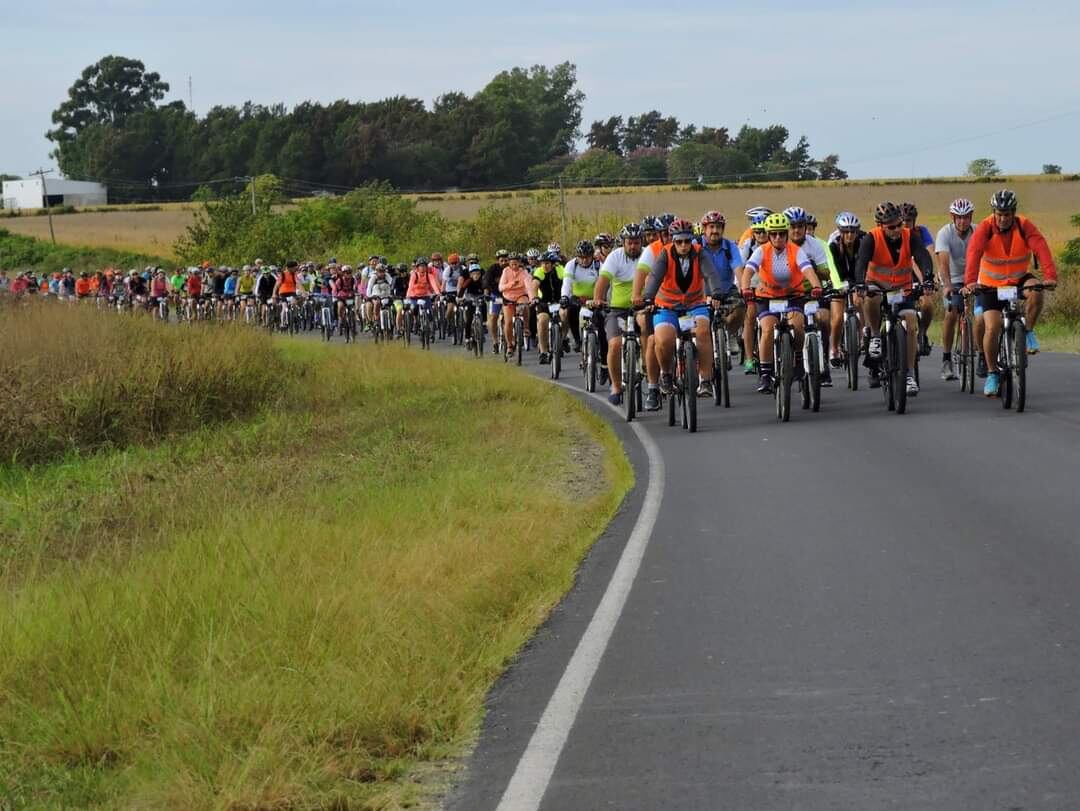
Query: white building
1 177 108 210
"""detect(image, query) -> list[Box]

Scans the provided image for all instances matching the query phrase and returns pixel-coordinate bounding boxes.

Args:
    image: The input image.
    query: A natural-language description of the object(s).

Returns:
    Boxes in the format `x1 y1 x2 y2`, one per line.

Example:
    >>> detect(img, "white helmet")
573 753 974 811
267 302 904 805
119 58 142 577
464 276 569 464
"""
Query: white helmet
949 198 975 217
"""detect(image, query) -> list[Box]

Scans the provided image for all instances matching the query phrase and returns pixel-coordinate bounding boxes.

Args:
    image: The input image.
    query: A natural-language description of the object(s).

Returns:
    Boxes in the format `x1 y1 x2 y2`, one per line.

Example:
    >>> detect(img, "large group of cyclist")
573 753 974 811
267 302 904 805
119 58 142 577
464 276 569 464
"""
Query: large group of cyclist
3 187 1057 427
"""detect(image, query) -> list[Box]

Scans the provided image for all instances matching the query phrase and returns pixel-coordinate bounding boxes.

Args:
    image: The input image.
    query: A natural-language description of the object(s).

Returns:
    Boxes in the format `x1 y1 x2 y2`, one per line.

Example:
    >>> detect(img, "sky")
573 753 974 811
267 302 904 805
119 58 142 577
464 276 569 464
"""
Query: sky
3 0 1079 184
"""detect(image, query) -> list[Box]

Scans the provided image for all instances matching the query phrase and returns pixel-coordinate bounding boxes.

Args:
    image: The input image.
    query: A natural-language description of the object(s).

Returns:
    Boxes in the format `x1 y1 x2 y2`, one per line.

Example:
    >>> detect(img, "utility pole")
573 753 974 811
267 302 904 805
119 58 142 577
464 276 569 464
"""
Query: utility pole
31 167 56 244
558 175 567 250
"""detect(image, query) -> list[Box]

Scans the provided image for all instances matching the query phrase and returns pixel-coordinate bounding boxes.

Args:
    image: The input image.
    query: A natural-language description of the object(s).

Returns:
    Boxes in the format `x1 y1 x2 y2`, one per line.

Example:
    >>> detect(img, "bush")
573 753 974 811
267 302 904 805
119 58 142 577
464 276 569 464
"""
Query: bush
0 302 287 464
0 228 165 273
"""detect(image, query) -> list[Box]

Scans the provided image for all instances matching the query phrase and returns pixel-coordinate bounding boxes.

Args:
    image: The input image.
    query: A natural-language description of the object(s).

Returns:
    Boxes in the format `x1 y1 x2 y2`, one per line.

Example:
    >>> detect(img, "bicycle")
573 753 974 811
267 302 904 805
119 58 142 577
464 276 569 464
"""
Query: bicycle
619 306 646 422
339 299 356 343
753 295 800 423
153 295 169 323
503 298 530 365
862 282 925 415
546 302 563 379
800 293 828 413
469 297 487 358
710 294 742 409
978 283 1049 412
839 284 862 391
658 305 699 433
956 290 977 395
579 304 605 391
319 297 335 342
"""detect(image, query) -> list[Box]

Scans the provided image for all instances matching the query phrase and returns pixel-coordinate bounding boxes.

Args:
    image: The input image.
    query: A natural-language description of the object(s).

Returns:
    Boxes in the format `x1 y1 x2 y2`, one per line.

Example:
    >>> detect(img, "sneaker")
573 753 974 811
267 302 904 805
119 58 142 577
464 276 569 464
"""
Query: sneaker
756 374 775 394
976 355 988 378
868 368 882 389
983 372 1000 397
829 353 843 369
822 369 833 387
659 372 674 395
868 336 882 359
697 379 713 398
941 357 957 381
743 358 757 375
906 374 919 396
644 389 661 411
919 332 932 357
607 390 624 405
491 344 500 355
1026 330 1040 354
562 339 572 354
538 352 550 364
599 367 610 386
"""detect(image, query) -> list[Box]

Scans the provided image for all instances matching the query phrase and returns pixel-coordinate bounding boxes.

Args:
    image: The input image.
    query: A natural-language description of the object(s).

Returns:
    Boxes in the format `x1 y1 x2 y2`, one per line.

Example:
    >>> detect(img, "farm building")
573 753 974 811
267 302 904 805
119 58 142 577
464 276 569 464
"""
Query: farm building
1 177 107 210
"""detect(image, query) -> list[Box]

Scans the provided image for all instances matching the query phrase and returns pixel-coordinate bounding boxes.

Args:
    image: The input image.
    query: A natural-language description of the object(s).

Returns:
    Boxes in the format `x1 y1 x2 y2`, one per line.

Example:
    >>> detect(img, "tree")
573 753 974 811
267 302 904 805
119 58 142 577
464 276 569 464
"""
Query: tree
625 148 668 183
733 124 789 167
585 117 623 153
47 55 169 149
560 149 628 186
1043 164 1063 175
620 111 681 152
814 154 848 180
967 158 1001 177
667 143 754 182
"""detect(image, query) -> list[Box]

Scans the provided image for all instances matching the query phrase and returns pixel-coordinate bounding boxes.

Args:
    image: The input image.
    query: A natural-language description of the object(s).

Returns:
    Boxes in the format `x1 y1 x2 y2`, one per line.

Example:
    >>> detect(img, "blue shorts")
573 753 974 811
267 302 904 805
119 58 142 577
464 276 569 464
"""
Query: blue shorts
653 305 710 331
755 298 806 321
944 290 964 312
489 296 502 316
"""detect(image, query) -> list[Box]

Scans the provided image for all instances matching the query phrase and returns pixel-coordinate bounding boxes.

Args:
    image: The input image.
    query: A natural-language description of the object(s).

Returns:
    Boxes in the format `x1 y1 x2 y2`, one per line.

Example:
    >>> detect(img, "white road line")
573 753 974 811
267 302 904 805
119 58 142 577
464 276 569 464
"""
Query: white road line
496 381 665 811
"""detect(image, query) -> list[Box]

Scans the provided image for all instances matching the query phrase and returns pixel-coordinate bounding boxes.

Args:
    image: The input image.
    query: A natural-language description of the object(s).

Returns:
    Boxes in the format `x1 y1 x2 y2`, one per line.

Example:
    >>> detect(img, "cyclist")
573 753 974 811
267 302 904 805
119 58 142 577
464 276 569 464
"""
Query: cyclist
738 214 770 373
642 216 661 247
963 188 1058 397
148 270 168 314
456 262 486 349
533 251 563 364
935 198 976 381
333 263 357 327
484 249 511 353
900 203 936 356
169 267 186 305
592 223 645 404
594 233 615 263
560 240 601 354
498 252 537 357
74 271 93 301
784 206 835 385
827 212 868 367
255 264 276 320
698 211 746 342
185 267 203 315
442 252 464 335
273 260 301 327
742 213 824 394
739 206 772 256
854 202 934 396
403 256 442 336
642 218 726 399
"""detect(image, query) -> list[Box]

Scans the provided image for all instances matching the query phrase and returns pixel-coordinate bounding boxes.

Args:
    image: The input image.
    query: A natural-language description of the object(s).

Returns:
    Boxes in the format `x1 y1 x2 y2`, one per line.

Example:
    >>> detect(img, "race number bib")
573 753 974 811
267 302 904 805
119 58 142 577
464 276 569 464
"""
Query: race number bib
768 299 789 313
580 306 593 319
996 286 1018 301
678 315 695 332
886 291 905 305
804 301 819 316
549 304 561 315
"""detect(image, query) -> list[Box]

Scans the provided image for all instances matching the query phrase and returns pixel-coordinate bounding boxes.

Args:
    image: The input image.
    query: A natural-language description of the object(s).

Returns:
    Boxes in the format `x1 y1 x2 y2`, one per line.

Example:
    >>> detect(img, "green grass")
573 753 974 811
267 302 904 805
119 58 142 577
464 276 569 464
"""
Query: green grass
0 320 632 809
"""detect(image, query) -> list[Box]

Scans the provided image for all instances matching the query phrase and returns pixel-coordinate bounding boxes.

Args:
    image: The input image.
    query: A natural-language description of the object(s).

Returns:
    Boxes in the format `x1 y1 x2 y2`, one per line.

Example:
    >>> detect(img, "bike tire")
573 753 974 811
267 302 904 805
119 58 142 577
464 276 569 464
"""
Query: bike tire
551 322 561 379
778 330 793 423
713 327 725 408
667 384 676 426
1015 321 1027 412
585 332 597 393
625 339 638 422
685 340 698 433
808 336 822 413
515 317 524 366
845 316 860 391
893 324 907 415
1000 329 1014 410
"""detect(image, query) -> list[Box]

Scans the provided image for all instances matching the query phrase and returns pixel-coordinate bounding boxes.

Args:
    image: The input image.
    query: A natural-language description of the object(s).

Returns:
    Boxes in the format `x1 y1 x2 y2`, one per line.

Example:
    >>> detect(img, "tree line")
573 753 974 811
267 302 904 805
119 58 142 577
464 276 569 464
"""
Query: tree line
46 55 847 200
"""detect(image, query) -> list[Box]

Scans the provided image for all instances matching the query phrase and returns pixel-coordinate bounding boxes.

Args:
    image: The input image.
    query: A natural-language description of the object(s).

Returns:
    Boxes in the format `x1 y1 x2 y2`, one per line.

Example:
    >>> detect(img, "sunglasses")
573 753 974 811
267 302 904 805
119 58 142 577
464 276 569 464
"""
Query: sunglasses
768 231 788 238
883 222 902 231
672 238 693 245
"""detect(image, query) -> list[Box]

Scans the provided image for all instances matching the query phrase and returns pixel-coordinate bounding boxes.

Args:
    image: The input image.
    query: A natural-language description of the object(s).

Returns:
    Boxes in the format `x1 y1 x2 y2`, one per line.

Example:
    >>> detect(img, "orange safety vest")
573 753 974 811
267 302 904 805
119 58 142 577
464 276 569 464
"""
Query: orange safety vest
279 270 297 294
74 278 92 296
655 244 706 309
977 215 1032 287
754 242 805 298
866 227 914 291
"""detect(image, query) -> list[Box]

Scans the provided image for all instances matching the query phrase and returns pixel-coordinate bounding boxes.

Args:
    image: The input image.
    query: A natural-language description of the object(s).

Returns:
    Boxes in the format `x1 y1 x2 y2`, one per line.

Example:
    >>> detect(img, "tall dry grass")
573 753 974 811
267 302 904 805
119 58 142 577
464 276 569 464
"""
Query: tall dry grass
0 301 286 464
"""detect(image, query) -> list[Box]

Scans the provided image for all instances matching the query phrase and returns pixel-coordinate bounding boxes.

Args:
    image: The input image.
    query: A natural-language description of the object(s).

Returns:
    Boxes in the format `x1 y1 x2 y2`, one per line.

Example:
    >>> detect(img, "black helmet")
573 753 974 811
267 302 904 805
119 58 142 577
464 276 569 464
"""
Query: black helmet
658 212 676 228
495 248 510 259
575 239 594 257
593 232 614 247
899 202 918 220
620 223 644 241
990 189 1018 212
874 202 902 224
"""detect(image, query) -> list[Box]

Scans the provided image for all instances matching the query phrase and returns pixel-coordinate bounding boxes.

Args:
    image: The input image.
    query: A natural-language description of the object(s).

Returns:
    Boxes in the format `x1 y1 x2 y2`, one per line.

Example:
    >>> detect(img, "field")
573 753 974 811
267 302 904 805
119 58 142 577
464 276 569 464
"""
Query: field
0 303 632 809
3 176 1077 261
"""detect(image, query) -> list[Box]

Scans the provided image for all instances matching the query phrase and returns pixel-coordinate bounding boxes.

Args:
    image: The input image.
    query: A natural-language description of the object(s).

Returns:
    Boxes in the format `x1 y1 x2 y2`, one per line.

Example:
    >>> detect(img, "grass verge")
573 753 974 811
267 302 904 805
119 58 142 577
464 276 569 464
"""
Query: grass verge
0 316 632 809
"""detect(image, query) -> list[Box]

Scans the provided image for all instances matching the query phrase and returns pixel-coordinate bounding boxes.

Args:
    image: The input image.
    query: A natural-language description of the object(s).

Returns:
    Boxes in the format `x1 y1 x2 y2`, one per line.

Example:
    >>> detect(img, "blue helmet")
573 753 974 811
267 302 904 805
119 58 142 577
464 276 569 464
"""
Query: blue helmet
782 206 809 225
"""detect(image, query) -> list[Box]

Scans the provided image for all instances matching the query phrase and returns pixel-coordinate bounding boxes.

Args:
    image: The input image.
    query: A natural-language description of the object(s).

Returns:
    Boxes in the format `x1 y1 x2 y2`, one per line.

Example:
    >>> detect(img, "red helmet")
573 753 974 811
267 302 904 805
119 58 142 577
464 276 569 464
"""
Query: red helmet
700 210 726 227
668 218 695 238
447 252 460 264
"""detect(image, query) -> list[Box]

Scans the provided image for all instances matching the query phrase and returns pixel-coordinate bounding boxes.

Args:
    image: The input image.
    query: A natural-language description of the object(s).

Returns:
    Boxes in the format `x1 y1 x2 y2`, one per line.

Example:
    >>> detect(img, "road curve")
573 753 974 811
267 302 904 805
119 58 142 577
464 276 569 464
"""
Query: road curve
447 345 1080 811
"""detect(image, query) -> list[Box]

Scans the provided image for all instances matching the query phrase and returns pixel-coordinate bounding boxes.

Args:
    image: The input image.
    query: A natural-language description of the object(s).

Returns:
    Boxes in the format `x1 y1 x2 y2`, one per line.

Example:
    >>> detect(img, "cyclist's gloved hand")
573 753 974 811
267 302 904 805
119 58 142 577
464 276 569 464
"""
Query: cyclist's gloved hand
811 287 823 299
560 296 570 307
741 288 753 301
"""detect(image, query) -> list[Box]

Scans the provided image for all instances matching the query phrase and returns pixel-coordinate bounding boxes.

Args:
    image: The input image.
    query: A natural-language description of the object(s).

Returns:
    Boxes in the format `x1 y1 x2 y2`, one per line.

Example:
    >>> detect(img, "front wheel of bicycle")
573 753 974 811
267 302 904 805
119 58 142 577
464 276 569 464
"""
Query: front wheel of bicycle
845 316 860 391
892 324 907 415
585 331 597 393
685 340 698 433
1015 321 1028 412
807 335 822 413
778 330 793 423
625 338 638 422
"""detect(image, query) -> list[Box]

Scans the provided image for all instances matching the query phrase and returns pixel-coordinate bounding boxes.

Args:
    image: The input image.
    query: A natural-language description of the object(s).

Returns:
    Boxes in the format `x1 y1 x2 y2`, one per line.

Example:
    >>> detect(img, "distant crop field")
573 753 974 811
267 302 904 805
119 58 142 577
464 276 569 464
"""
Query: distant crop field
2 177 1076 259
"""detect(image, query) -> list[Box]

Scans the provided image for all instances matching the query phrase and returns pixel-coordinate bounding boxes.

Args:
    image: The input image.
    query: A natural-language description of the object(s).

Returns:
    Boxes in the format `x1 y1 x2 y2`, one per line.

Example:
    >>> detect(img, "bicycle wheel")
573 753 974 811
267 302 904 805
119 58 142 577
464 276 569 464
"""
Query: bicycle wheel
472 318 483 357
845 316 860 391
892 324 907 415
714 327 728 408
807 335 822 412
685 340 698 433
625 338 638 422
585 331 597 393
515 317 524 366
1000 329 1013 410
1015 321 1028 412
404 312 412 346
667 375 676 427
778 330 793 422
551 322 561 379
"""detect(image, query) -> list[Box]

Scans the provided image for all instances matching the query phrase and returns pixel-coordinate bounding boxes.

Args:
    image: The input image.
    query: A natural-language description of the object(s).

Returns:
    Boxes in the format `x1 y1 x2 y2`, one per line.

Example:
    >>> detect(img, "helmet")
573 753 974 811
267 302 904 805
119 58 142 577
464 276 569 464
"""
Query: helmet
430 252 443 261
745 206 772 220
396 262 408 273
620 223 644 241
327 257 338 265
990 189 1017 212
700 210 726 227
525 248 541 260
575 239 594 257
899 202 918 220
750 213 769 231
415 256 428 266
763 213 791 233
447 253 460 264
541 251 558 262
341 265 353 273
468 262 483 272
594 233 614 247
805 213 818 228
658 212 676 228
508 251 523 261
835 211 861 230
641 216 659 232
546 242 561 255
874 202 902 224
495 248 509 259
466 252 479 263
782 206 808 225
668 218 695 238
949 198 975 216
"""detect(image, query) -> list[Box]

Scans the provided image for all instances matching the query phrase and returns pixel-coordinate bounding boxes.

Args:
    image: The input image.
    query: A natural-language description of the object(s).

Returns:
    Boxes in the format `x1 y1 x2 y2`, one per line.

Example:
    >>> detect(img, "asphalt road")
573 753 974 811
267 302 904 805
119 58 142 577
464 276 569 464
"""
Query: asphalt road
445 339 1080 811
